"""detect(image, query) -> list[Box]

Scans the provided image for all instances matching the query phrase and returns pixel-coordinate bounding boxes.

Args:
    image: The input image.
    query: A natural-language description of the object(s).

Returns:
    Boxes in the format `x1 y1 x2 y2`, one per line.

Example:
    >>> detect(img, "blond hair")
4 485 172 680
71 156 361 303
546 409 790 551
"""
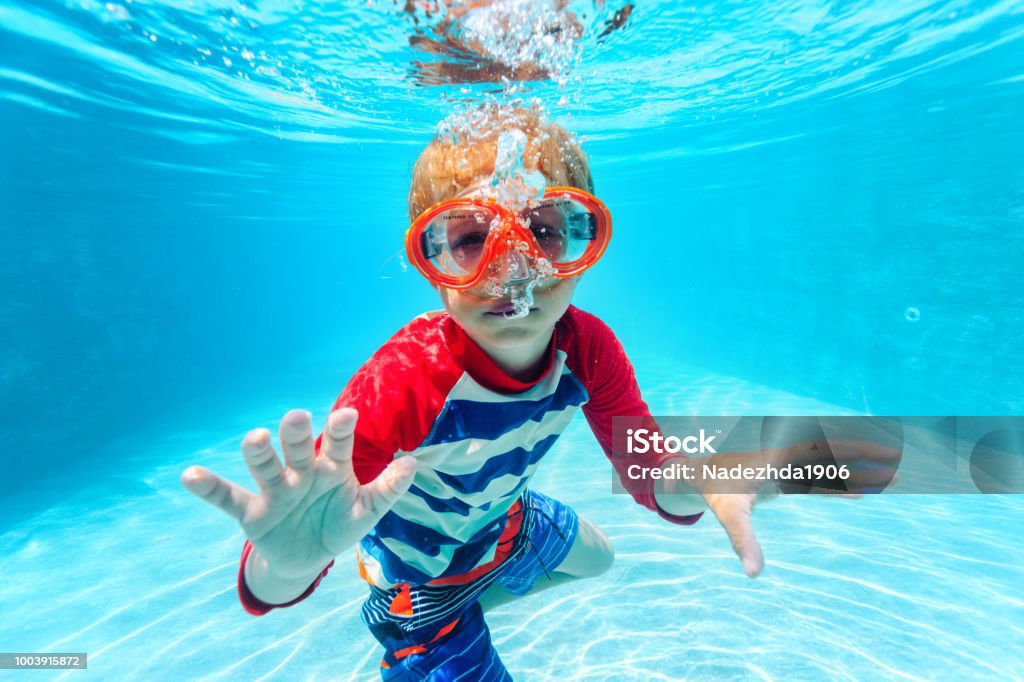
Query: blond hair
408 104 593 220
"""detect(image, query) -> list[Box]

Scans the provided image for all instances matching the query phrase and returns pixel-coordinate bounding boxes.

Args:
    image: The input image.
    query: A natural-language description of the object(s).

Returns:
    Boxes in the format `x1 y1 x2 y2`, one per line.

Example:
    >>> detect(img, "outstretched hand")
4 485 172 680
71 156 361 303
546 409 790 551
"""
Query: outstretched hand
181 408 417 580
695 439 900 578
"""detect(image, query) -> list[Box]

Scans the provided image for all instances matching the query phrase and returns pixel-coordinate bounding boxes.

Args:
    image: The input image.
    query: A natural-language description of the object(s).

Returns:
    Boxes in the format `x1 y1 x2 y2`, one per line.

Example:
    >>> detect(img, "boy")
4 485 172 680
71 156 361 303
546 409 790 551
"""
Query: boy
182 105 895 680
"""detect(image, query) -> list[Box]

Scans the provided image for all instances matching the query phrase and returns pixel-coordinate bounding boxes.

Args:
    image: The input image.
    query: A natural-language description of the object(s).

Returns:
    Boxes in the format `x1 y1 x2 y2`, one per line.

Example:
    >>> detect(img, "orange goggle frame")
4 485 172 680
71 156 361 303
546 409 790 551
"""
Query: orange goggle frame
404 186 612 290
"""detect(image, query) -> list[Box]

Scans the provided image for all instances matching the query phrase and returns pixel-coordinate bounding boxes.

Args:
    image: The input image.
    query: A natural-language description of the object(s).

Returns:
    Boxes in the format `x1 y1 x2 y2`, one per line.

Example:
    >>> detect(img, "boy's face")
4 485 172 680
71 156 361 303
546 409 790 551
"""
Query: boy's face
431 171 581 357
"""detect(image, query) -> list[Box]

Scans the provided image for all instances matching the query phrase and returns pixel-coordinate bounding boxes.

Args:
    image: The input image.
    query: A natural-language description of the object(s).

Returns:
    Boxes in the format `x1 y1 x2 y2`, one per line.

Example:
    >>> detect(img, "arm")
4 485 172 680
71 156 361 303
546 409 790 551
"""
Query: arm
583 394 706 525
222 316 455 613
565 308 704 525
564 308 900 577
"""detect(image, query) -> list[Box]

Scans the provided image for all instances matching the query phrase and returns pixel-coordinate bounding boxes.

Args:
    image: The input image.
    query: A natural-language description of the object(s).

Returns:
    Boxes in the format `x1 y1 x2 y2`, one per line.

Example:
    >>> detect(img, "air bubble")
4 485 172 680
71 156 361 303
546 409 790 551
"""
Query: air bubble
904 307 921 322
104 3 129 20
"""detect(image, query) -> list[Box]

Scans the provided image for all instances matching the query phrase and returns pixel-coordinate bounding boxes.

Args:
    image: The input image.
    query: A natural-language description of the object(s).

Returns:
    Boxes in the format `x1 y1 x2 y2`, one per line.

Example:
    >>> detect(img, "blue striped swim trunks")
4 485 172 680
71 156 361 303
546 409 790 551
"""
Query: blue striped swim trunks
363 489 580 681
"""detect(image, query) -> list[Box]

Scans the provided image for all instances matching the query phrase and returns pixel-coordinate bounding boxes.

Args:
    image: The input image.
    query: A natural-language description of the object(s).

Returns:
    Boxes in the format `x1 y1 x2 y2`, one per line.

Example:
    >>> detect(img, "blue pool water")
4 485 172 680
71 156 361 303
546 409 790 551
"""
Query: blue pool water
2 0 1023 679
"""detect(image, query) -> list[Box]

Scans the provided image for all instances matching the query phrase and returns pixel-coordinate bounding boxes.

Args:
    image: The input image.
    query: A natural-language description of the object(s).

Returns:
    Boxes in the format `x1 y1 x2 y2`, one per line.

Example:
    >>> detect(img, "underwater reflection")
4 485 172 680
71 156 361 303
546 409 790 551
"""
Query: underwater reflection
402 0 635 85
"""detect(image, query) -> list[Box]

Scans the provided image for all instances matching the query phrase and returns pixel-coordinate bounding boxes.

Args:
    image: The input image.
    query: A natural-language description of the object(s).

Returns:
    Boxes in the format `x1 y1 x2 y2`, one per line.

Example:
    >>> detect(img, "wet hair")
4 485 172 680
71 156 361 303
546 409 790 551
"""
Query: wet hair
407 103 594 220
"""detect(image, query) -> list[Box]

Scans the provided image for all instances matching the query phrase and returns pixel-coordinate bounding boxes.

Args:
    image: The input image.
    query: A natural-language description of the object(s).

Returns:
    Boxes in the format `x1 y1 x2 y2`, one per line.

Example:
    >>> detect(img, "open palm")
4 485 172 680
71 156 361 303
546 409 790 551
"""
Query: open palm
181 408 416 581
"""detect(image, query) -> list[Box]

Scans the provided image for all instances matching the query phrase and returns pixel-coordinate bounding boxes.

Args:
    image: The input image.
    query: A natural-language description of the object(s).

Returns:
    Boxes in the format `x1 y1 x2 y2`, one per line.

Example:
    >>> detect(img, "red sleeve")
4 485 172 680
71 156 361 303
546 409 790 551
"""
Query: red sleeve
237 541 335 616
561 307 704 526
236 315 459 615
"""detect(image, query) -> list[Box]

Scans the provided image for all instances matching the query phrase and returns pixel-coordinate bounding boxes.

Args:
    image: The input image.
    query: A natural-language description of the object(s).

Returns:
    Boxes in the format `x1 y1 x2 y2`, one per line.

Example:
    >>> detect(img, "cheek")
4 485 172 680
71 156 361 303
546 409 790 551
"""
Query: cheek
438 287 482 319
540 277 578 301
532 278 577 319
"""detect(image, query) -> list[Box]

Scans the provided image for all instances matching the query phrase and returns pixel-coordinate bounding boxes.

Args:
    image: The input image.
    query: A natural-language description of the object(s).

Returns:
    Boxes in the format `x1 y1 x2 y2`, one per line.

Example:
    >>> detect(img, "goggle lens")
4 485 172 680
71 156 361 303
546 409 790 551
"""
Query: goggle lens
420 207 500 277
523 196 598 265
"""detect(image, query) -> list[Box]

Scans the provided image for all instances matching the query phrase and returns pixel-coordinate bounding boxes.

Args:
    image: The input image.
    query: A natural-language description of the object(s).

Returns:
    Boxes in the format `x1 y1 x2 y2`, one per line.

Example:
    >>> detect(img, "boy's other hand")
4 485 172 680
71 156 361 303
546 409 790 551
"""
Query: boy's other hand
695 440 900 578
180 408 416 580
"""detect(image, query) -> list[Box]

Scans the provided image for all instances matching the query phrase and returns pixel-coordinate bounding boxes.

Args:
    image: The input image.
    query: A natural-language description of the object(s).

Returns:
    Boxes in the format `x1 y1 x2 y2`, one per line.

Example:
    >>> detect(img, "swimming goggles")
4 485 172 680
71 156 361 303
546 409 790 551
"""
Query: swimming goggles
405 186 612 289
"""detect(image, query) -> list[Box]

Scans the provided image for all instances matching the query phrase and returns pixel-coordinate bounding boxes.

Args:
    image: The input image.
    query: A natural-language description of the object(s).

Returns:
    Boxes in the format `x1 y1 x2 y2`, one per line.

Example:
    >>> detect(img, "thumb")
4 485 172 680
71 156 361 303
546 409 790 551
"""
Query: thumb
361 456 417 516
711 498 765 578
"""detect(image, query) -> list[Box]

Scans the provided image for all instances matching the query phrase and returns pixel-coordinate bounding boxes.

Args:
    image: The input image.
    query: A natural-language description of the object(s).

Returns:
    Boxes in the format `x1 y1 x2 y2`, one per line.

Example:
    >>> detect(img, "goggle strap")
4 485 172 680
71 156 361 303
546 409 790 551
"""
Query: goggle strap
420 229 441 259
573 213 597 241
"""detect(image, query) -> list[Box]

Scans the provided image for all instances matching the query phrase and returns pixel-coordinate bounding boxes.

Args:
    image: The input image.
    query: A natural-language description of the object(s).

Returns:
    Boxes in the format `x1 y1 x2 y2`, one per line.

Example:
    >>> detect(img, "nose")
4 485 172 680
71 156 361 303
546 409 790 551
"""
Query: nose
496 243 532 284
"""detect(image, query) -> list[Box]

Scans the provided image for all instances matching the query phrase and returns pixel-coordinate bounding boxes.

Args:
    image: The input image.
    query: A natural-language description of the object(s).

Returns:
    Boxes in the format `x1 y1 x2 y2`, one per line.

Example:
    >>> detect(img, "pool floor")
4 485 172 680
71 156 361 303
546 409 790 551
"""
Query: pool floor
2 361 1021 681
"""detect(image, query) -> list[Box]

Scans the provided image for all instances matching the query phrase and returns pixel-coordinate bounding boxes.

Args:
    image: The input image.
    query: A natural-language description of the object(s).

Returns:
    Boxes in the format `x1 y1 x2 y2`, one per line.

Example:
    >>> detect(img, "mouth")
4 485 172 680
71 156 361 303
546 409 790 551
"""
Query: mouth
485 301 538 316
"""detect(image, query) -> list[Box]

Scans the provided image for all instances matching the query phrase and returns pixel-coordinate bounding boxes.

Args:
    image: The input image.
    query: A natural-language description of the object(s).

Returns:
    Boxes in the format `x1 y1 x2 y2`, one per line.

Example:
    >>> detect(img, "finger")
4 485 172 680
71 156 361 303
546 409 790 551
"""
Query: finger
321 408 360 487
242 428 286 489
279 409 315 471
710 500 764 578
181 466 254 522
359 456 418 517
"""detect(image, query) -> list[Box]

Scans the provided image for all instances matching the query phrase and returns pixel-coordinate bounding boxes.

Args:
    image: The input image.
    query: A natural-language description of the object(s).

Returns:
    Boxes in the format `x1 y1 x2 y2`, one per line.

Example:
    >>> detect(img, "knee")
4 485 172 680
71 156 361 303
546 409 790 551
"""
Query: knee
570 519 615 578
590 529 615 577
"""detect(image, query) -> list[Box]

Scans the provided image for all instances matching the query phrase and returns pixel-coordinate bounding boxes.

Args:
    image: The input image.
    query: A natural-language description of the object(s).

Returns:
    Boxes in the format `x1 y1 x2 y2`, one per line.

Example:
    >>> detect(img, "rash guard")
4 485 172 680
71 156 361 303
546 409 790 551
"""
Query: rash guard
239 305 701 615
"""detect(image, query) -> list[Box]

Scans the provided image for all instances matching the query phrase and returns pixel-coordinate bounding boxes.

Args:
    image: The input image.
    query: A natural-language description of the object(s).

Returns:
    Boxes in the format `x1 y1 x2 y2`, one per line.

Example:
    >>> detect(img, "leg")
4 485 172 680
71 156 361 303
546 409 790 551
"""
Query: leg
371 601 512 681
554 516 616 578
480 514 614 612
